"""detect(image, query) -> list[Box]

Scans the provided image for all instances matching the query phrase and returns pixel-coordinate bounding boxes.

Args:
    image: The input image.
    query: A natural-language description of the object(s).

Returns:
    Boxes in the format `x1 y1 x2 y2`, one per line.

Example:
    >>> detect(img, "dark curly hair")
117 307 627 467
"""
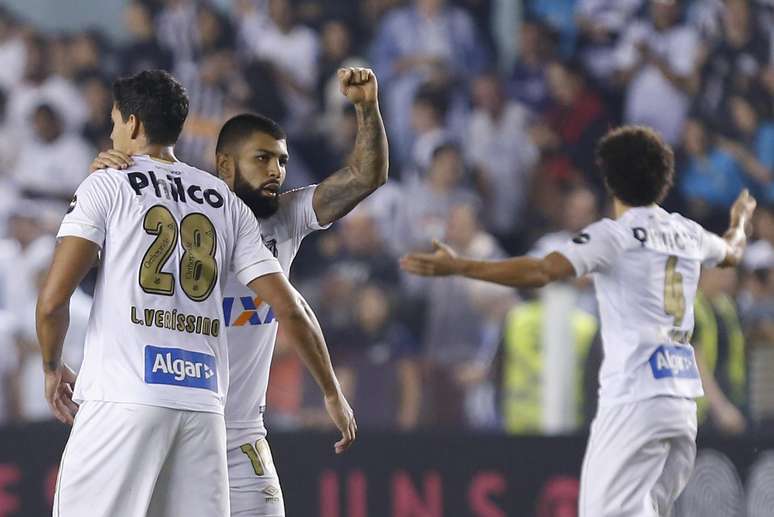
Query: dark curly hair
596 125 674 207
113 69 189 146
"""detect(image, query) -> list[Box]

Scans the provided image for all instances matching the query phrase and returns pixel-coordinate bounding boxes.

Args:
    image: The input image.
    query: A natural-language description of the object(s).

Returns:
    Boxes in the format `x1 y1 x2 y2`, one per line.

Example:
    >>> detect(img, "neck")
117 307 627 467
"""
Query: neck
613 198 634 219
135 144 177 163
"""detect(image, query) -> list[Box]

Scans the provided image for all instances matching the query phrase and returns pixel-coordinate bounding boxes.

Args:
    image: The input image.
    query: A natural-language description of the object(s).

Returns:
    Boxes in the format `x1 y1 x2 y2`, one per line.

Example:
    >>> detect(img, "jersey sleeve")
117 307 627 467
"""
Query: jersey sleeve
231 195 283 286
280 185 331 239
554 219 629 277
699 228 727 267
56 171 114 247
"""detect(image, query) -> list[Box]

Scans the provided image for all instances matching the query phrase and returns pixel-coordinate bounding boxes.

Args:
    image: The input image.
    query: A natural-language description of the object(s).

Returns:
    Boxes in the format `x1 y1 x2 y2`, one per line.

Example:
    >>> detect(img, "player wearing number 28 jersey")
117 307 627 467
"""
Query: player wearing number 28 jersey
85 67 385 517
401 126 757 517
36 70 353 517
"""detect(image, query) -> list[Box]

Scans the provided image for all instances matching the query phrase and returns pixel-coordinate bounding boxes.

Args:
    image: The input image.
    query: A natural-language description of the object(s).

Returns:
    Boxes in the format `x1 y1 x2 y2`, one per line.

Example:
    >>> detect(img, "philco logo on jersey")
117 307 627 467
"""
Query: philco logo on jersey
127 171 224 208
223 296 275 327
649 345 699 379
144 345 218 392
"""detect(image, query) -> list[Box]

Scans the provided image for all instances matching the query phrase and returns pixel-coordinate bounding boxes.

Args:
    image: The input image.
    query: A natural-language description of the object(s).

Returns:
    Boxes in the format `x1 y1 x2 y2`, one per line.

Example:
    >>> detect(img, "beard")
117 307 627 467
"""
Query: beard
233 166 280 219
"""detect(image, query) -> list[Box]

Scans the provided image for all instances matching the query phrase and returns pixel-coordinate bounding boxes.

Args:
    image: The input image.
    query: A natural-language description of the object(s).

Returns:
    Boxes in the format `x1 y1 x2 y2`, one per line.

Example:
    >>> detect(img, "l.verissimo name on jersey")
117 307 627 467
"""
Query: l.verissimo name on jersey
131 305 221 337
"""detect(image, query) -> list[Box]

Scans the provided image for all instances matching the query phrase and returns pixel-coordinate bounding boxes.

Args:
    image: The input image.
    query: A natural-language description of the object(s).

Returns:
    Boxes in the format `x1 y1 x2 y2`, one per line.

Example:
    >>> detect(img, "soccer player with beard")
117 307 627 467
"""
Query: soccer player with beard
401 126 756 516
39 69 355 517
90 67 388 516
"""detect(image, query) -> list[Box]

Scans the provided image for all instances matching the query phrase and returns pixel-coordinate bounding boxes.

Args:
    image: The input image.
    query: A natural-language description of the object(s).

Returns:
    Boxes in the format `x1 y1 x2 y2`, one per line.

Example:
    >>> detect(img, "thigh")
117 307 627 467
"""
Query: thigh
651 420 697 515
54 401 178 517
228 432 285 517
580 403 669 517
148 411 230 517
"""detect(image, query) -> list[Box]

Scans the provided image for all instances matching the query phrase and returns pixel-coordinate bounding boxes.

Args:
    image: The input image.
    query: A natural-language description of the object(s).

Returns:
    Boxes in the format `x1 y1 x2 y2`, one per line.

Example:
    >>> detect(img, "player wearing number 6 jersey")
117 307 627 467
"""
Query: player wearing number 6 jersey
89 67 388 516
36 70 355 517
401 126 756 517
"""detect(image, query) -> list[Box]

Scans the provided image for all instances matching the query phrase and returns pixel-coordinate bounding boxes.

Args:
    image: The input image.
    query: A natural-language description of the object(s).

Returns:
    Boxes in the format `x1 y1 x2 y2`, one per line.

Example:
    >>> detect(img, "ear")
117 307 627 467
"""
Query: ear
129 114 141 140
216 152 236 188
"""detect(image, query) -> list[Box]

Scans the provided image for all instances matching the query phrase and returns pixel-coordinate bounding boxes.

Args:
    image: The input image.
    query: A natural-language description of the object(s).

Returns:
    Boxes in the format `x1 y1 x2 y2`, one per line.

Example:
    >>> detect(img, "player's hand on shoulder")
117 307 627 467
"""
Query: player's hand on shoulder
400 240 460 277
324 389 357 454
89 150 133 173
44 363 79 425
337 67 378 105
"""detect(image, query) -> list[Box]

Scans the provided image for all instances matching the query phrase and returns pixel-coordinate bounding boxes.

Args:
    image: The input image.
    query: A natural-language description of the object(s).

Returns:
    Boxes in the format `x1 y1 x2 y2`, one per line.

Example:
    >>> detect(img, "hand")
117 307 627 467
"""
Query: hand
713 401 746 435
716 137 747 158
400 240 460 277
338 67 378 105
455 362 489 386
324 390 357 454
90 150 133 172
44 364 79 425
729 189 756 231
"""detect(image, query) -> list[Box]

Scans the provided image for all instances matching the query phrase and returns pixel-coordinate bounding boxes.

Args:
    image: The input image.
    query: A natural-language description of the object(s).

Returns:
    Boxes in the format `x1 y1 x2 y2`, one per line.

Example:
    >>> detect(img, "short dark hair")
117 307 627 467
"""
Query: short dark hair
112 69 189 145
596 125 674 206
216 113 286 154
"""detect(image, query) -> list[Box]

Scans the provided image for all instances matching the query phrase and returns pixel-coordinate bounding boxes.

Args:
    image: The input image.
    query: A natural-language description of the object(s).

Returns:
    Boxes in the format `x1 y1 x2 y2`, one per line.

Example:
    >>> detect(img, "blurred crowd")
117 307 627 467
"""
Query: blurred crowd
0 0 771 435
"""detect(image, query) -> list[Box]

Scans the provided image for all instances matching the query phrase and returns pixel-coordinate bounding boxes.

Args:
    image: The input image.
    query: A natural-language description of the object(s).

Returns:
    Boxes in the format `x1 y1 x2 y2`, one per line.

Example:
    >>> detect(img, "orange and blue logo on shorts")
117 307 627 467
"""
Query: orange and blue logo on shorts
223 296 276 327
649 345 699 379
144 345 218 392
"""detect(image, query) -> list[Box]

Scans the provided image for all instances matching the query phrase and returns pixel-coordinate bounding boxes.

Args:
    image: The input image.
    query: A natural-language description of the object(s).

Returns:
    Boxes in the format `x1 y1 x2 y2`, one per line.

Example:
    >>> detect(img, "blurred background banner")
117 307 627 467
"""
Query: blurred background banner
0 423 772 517
0 0 770 515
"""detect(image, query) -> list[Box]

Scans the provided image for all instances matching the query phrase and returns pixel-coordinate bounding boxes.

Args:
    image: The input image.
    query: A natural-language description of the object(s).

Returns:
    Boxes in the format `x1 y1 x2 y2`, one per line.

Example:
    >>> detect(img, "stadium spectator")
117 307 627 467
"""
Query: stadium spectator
11 103 92 202
7 33 88 136
614 0 699 145
394 143 479 256
694 266 747 435
694 0 772 128
78 73 113 151
406 83 454 180
574 0 643 83
527 0 578 56
332 284 421 430
466 71 538 250
241 0 319 136
371 0 486 165
532 59 610 196
506 17 556 114
0 7 24 90
721 94 774 201
678 117 748 228
155 0 198 65
120 0 174 75
416 201 514 429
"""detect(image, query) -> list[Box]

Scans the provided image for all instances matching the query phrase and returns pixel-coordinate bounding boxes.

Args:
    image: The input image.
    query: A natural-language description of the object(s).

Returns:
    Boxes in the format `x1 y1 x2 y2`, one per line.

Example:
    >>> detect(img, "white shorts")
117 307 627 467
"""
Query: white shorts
227 427 285 517
54 400 229 517
580 396 697 517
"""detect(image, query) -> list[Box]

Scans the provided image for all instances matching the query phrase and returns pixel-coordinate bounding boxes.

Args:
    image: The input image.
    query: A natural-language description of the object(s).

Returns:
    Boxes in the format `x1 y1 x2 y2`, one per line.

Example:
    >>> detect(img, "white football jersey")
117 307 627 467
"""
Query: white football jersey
57 155 282 414
223 185 328 431
556 206 727 406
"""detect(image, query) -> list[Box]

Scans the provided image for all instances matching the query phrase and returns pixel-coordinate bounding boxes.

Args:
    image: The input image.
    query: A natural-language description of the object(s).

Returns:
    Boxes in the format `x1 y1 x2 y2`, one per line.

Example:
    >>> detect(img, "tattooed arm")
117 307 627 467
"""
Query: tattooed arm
313 67 389 227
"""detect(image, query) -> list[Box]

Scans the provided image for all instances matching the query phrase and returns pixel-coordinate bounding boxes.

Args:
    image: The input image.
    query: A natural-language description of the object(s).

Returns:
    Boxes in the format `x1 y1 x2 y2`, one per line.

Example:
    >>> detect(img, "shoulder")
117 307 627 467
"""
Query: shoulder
586 217 642 250
79 168 124 192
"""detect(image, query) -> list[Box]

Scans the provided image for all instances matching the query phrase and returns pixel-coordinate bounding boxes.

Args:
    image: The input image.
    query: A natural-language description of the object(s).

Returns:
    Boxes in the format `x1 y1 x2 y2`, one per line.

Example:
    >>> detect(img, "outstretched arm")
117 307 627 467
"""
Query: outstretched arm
313 67 389 227
400 240 576 289
719 189 756 268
